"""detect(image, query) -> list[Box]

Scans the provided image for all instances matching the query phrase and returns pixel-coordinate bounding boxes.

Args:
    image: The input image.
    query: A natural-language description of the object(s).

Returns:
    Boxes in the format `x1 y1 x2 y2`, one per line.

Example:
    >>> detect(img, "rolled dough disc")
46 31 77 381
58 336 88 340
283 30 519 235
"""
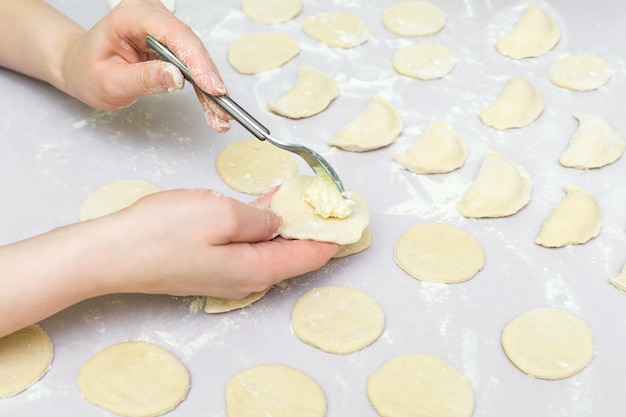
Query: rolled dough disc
204 288 270 314
241 0 301 24
396 121 467 174
215 139 297 195
77 341 190 417
549 54 613 91
382 1 446 37
270 175 369 245
291 286 385 354
457 150 531 218
329 96 403 152
302 12 373 49
479 76 543 130
0 325 53 398
501 307 594 380
367 353 474 417
226 364 326 417
79 179 160 221
267 65 338 119
495 5 560 59
535 184 602 248
228 33 299 74
560 111 625 169
392 43 456 80
394 222 484 283
333 226 372 258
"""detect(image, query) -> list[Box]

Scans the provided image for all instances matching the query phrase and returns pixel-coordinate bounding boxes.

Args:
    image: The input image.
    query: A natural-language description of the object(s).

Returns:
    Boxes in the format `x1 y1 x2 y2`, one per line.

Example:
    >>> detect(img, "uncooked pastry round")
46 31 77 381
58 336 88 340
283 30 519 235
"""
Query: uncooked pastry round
394 222 484 283
77 341 190 417
204 288 270 314
549 54 612 91
242 0 301 24
368 353 474 417
291 286 385 354
302 12 373 49
392 43 456 80
108 0 175 13
329 96 403 152
382 1 446 37
560 111 625 169
270 175 369 245
226 364 326 417
535 184 602 248
0 325 53 398
333 227 372 258
457 150 531 218
79 179 160 221
501 307 594 380
495 5 560 59
216 139 297 195
479 76 543 130
228 33 299 75
267 65 338 119
396 121 467 174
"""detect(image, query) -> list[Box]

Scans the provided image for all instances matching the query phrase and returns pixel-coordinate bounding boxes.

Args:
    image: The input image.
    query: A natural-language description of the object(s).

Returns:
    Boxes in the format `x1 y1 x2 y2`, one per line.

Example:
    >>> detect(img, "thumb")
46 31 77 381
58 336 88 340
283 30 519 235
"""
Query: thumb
123 61 184 99
222 202 283 244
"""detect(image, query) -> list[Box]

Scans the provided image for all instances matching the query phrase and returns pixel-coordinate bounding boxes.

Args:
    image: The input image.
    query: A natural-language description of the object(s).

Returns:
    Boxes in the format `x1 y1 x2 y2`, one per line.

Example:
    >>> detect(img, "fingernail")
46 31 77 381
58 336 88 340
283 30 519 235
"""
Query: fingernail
162 66 184 93
210 73 227 95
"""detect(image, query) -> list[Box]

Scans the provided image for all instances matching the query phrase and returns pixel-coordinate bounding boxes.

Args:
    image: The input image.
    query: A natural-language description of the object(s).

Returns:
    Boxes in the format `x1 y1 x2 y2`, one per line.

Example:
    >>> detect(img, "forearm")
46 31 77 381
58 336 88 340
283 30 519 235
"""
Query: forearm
0 0 85 90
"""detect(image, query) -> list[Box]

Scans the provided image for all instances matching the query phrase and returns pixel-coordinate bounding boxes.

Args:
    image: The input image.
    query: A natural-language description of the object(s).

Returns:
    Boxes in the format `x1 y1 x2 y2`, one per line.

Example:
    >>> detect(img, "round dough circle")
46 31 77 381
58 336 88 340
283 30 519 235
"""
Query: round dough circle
228 33 299 74
302 12 373 49
216 139 297 195
204 288 270 314
242 0 301 24
549 54 612 91
270 175 369 245
392 43 456 80
79 180 160 221
291 286 385 354
382 1 446 37
333 226 372 258
226 364 326 417
501 307 594 380
0 325 53 398
368 354 474 417
394 222 484 283
77 341 190 417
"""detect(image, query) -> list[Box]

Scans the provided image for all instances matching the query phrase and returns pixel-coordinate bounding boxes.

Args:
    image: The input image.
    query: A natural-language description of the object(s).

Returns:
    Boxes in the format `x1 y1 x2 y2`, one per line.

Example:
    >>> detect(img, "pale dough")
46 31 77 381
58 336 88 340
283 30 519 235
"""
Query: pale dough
501 307 594 380
549 54 613 91
368 353 474 417
560 111 625 169
394 222 484 283
228 33 299 75
242 0 301 24
0 325 53 398
479 76 543 130
457 151 531 218
392 43 456 80
333 227 372 258
495 5 560 59
79 179 160 221
382 1 446 37
267 65 338 119
204 288 270 314
535 184 602 248
216 139 297 195
329 96 403 152
396 121 467 174
108 0 175 12
610 263 626 293
270 175 369 245
302 12 373 49
226 364 326 417
77 341 190 417
291 286 385 354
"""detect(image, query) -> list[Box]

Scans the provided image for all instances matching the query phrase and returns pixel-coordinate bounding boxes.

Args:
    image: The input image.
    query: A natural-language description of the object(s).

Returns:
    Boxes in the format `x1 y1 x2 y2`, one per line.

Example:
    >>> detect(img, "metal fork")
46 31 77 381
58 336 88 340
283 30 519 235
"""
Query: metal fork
146 35 348 198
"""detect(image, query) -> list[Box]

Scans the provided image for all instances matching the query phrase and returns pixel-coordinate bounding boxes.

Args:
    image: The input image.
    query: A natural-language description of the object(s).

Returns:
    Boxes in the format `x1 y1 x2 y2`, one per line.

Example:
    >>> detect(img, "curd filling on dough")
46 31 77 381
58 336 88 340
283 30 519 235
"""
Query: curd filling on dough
303 175 354 219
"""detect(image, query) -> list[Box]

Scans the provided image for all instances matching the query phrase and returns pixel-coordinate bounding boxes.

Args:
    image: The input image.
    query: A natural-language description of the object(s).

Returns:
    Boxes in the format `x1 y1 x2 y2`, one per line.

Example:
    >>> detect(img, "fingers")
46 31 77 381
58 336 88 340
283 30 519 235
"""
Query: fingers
215 196 283 244
194 89 232 132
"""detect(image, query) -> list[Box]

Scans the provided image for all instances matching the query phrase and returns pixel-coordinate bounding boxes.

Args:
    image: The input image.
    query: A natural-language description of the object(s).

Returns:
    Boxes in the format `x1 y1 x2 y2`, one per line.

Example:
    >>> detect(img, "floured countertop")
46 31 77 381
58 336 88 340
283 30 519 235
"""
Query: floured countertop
1 0 626 416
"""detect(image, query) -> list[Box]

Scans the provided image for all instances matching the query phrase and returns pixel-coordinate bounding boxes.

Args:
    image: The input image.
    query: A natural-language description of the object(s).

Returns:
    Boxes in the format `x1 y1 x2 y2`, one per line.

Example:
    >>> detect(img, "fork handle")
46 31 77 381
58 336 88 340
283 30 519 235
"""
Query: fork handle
146 34 270 140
